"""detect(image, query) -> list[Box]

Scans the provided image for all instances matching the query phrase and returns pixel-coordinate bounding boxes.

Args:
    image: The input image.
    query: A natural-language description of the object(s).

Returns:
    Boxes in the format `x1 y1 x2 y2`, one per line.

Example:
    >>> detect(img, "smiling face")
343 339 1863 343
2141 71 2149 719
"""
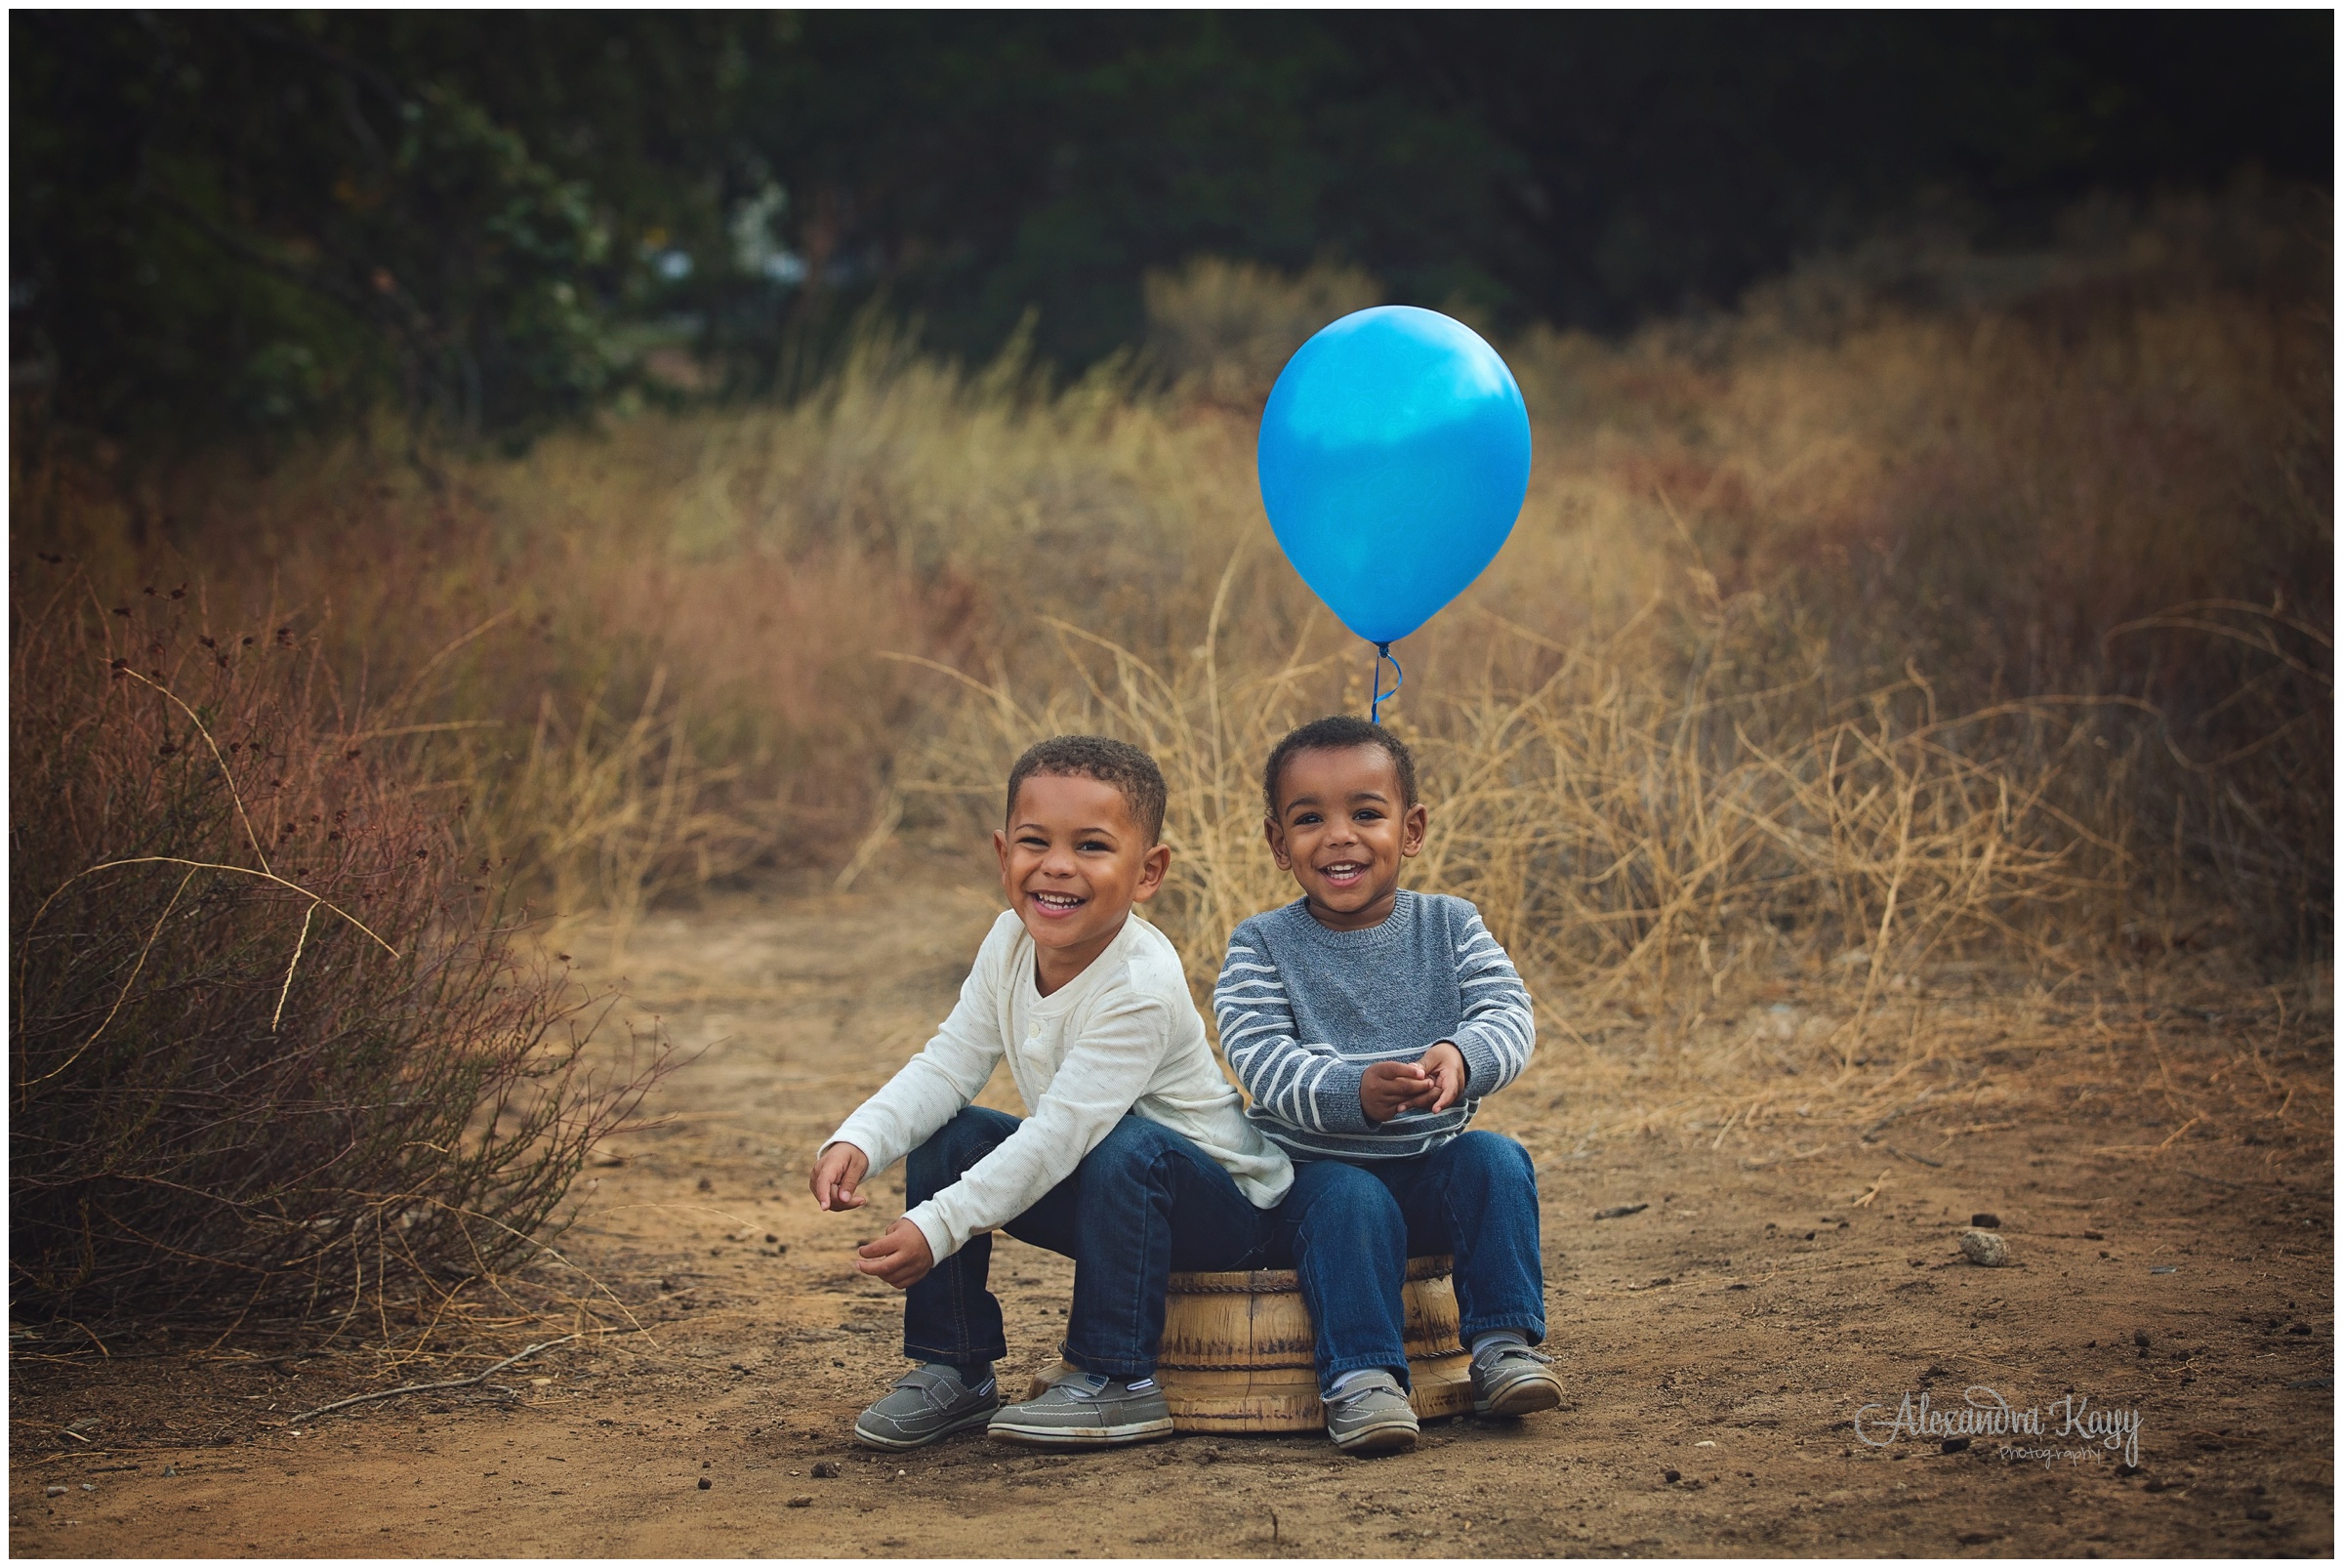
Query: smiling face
1263 743 1428 930
994 771 1172 993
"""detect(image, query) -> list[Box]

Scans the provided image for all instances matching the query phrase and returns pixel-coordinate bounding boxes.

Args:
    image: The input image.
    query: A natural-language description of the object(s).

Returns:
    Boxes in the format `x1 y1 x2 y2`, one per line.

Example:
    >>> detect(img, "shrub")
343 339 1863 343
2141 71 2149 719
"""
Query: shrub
9 565 665 1324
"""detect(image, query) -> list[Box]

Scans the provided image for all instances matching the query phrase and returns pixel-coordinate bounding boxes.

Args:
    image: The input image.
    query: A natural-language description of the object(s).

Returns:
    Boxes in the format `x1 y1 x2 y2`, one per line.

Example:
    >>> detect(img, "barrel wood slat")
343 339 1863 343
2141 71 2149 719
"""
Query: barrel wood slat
1028 1255 1473 1432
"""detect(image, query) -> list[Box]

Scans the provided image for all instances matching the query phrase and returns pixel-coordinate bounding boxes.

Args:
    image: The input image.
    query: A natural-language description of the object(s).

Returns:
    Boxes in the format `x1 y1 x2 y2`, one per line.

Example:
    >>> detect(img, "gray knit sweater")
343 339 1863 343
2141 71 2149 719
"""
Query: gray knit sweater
1212 890 1536 1160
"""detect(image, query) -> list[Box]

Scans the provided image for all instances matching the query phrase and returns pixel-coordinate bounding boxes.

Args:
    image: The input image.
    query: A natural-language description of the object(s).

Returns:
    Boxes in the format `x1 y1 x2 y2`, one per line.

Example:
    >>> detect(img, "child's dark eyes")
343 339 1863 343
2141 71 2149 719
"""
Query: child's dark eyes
1292 810 1323 826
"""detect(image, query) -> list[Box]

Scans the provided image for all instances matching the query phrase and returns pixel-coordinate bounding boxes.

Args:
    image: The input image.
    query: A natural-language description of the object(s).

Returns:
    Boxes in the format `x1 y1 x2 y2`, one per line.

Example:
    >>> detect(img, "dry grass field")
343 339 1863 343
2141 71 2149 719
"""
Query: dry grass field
10 194 2330 1555
19 197 2328 973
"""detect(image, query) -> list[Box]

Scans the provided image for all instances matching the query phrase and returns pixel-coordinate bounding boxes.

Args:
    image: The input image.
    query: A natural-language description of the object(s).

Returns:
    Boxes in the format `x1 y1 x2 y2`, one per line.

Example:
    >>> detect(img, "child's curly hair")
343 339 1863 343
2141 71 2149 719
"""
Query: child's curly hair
1261 716 1418 816
1007 734 1169 845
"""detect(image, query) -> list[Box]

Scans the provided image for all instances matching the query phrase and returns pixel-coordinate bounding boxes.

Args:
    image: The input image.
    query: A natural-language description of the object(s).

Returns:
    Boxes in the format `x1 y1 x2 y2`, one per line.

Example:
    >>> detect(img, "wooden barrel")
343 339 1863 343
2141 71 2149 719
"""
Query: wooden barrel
1044 1254 1472 1432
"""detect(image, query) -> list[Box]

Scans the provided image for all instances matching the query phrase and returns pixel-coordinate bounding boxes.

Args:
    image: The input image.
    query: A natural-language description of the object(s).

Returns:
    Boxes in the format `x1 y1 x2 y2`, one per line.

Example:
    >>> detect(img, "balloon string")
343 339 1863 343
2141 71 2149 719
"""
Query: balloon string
1370 641 1404 724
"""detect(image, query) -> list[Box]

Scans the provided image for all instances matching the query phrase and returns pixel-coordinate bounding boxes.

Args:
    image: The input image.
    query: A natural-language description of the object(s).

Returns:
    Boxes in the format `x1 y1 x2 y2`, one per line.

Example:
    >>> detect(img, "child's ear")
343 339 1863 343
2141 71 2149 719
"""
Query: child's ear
993 826 1012 878
1131 842 1172 902
1261 814 1293 871
1399 802 1429 857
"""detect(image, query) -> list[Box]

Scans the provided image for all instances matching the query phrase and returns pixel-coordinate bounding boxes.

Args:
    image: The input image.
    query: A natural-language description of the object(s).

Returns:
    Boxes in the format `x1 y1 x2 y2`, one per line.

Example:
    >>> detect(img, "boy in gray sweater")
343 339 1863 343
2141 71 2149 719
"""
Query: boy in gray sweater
1213 716 1561 1455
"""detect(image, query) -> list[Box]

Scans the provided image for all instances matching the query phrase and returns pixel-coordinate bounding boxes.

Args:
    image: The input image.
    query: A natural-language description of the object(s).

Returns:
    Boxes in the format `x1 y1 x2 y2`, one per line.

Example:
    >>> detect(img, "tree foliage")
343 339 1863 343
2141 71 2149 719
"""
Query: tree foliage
11 12 2329 450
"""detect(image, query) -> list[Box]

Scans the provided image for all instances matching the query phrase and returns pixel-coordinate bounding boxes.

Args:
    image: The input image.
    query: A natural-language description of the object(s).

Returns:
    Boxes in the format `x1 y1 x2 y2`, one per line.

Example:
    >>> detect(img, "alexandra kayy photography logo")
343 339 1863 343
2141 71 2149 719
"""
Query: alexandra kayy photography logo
1854 1385 2143 1468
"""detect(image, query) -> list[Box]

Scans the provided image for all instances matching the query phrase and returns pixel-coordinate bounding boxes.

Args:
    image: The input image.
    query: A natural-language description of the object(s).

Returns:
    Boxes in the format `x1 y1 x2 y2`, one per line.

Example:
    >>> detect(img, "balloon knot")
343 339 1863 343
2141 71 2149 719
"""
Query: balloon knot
1370 643 1404 724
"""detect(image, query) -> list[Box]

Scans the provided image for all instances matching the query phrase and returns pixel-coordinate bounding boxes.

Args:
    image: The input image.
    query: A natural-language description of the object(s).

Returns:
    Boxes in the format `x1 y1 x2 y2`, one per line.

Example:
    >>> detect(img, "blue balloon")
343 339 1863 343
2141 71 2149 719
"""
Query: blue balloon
1256 306 1532 645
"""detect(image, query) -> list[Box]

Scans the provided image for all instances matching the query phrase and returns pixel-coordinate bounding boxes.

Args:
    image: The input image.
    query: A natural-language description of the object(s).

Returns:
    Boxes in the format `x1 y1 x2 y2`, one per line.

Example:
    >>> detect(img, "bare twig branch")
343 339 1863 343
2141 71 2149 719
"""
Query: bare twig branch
117 667 276 875
271 901 320 1032
20 868 199 1090
282 1333 581 1425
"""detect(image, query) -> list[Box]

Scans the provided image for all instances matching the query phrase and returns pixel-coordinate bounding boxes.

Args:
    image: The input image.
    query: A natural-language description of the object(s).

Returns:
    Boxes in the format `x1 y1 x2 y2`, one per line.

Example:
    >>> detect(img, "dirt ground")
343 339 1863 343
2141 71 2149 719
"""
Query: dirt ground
11 876 2334 1558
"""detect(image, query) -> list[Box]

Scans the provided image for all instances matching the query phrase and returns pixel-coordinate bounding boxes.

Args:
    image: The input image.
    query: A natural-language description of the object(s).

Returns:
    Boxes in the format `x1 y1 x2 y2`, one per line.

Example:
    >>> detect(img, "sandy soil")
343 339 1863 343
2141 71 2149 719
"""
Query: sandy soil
11 878 2333 1558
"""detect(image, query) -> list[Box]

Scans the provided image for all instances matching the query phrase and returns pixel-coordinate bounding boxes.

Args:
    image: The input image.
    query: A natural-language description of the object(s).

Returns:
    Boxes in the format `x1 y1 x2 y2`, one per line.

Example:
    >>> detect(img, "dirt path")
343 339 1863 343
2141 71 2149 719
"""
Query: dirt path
12 879 2333 1557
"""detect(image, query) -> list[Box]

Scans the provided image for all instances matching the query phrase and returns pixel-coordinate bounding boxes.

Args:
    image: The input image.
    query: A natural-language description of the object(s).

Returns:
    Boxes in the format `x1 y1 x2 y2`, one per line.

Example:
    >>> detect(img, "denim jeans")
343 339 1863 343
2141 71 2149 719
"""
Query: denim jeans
901 1106 1277 1379
1275 1130 1546 1390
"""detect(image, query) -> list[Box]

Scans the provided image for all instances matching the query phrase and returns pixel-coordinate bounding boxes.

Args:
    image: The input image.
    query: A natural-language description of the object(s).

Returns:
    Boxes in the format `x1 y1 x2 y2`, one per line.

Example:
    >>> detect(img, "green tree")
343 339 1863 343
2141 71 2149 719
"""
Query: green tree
13 14 661 450
12 12 2328 452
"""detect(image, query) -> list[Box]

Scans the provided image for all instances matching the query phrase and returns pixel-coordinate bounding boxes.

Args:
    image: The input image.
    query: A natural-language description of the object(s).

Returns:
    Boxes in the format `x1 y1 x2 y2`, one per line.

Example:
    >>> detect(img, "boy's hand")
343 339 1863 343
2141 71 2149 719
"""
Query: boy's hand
855 1217 935 1289
810 1142 871 1212
1418 1041 1468 1112
1360 1059 1436 1124
1361 1047 1470 1123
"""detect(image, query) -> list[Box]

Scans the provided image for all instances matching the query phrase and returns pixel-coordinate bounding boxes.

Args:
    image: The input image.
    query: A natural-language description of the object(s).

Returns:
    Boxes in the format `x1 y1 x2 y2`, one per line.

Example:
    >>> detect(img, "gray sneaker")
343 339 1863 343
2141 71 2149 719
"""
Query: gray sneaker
986 1371 1174 1447
853 1364 1000 1451
1471 1341 1563 1417
1323 1371 1419 1455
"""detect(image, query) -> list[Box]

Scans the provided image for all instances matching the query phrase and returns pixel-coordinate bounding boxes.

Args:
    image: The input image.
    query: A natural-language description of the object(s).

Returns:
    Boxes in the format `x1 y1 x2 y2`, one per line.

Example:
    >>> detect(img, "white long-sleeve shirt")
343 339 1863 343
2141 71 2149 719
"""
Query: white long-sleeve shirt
824 909 1294 1262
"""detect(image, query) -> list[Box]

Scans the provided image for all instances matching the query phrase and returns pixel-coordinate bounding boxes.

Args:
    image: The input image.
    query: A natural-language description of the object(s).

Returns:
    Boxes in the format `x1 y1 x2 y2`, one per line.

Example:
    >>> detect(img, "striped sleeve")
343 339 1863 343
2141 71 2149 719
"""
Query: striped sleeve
1448 904 1535 1098
1213 929 1374 1137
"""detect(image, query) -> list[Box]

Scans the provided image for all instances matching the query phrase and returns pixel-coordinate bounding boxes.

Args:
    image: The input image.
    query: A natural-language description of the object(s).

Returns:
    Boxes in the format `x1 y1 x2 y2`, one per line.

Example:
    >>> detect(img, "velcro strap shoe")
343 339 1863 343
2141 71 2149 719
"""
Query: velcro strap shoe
986 1372 1174 1447
853 1364 1000 1451
1324 1371 1419 1455
1470 1342 1563 1417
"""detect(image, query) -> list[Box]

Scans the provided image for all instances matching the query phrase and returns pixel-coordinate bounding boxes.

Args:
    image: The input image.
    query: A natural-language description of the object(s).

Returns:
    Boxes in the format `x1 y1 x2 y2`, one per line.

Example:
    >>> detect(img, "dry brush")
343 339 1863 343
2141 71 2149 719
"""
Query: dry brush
10 569 669 1328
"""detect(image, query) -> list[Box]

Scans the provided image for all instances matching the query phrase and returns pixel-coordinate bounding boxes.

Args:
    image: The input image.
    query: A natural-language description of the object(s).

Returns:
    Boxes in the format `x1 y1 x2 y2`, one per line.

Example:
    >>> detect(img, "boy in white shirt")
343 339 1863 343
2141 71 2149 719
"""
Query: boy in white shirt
810 736 1293 1450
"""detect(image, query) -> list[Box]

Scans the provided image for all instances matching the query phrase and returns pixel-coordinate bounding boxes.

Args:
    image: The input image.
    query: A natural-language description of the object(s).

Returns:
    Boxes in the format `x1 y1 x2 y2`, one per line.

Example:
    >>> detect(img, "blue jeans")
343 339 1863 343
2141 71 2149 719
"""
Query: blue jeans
1275 1130 1546 1390
901 1106 1276 1379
